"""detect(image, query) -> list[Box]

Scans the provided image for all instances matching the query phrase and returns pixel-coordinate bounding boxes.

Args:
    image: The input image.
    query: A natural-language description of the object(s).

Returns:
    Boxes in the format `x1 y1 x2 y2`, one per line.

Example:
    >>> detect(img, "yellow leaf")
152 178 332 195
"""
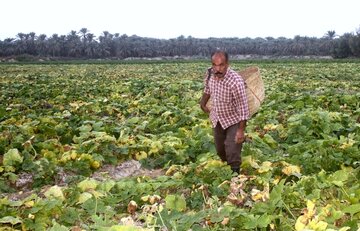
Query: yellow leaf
165 165 180 176
258 161 273 173
70 151 77 160
282 165 301 177
295 215 306 231
308 220 328 231
90 189 105 199
77 178 99 192
306 200 316 218
204 160 225 169
251 185 269 202
44 185 65 201
141 195 150 202
339 138 356 150
264 124 278 131
241 155 260 169
77 192 93 204
251 189 262 201
135 151 147 160
339 227 351 231
24 200 34 208
273 176 281 185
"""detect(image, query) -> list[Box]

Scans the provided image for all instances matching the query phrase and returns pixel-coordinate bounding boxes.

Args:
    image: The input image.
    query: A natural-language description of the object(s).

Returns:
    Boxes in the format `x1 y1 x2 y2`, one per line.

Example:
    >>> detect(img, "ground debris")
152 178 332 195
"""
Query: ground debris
91 160 164 181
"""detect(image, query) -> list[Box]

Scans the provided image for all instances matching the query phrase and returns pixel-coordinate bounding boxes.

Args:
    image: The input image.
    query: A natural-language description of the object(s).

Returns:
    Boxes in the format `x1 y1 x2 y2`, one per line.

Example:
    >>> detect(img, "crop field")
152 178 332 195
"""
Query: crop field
0 61 359 231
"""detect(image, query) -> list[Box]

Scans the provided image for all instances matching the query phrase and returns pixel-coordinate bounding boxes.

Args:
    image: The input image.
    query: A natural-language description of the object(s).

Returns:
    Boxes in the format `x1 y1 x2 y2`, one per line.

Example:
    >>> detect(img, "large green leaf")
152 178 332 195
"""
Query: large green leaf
78 178 99 192
3 149 23 166
342 204 360 216
165 194 186 212
0 216 22 225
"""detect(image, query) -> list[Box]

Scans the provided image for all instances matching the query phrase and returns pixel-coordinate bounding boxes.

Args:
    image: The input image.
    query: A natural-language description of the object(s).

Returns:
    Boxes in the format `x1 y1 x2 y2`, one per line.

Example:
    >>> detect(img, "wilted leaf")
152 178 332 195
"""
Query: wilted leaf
282 165 301 177
44 185 65 201
127 200 138 214
251 184 270 202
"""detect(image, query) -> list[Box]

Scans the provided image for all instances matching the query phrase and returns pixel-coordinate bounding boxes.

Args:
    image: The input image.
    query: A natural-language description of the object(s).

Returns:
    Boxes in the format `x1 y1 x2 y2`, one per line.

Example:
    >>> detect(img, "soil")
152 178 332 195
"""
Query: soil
91 159 164 181
3 160 164 201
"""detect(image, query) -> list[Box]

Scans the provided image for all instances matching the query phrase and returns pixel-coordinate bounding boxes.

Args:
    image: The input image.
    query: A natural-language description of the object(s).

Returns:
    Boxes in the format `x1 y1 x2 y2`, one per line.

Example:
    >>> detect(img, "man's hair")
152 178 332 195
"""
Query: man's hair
211 50 229 62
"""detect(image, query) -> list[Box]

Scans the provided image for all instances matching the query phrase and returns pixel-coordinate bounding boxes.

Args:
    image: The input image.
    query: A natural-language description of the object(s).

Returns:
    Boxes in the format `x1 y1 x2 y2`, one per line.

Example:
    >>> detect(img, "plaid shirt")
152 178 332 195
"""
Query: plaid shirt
204 67 249 129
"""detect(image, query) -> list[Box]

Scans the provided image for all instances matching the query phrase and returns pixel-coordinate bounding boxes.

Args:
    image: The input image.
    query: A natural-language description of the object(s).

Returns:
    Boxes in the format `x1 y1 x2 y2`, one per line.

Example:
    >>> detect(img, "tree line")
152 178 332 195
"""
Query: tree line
1 28 360 60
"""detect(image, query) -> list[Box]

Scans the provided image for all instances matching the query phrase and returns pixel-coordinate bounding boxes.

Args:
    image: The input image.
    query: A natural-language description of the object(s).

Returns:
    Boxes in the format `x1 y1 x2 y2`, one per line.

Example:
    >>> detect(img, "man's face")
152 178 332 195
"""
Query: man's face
212 54 228 78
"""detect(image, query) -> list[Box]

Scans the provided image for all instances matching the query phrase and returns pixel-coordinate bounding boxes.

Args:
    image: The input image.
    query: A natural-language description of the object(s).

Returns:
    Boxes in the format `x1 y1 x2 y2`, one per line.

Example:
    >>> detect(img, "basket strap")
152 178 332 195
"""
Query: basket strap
207 68 212 81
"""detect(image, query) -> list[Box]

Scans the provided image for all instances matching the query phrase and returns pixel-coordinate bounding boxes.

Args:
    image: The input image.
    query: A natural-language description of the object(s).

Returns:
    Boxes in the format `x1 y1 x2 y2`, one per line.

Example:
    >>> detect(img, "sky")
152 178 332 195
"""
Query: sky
0 0 359 40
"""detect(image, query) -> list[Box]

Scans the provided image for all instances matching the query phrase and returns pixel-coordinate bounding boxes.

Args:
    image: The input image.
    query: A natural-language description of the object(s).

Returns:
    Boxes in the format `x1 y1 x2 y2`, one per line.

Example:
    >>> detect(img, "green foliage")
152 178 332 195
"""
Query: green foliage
0 61 359 230
3 149 23 167
165 194 186 212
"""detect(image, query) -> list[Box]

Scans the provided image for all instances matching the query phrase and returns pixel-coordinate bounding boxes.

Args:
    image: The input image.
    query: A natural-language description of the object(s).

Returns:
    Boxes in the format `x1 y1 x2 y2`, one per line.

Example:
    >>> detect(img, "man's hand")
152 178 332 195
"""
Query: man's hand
235 120 247 144
200 93 210 114
235 129 246 144
201 105 210 114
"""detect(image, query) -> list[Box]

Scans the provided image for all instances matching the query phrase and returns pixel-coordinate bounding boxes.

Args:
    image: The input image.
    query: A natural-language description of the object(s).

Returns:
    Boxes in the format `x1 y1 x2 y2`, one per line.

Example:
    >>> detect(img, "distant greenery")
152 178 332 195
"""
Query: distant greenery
1 28 360 60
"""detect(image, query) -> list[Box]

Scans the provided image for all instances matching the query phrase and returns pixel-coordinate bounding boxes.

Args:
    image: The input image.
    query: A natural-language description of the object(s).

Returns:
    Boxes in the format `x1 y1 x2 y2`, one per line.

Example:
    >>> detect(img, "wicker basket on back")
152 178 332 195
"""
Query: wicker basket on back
206 66 265 117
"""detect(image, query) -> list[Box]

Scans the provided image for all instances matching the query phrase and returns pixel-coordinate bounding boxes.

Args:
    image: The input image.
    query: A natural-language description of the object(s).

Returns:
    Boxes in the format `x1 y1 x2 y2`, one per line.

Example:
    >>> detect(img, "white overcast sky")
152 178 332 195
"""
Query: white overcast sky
0 0 359 40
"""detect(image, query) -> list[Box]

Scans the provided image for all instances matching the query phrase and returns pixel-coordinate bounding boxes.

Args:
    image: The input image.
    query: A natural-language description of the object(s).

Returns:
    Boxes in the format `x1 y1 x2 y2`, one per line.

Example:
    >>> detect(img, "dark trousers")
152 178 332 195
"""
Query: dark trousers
213 122 242 169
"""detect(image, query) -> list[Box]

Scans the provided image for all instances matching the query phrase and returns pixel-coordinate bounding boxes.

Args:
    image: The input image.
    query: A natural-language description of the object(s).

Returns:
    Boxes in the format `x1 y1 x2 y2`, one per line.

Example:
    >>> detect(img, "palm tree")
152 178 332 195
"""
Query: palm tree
49 34 61 57
79 28 89 42
16 33 26 54
324 30 336 40
99 31 113 57
84 33 97 57
27 32 37 55
66 30 81 57
36 34 47 56
1 38 15 56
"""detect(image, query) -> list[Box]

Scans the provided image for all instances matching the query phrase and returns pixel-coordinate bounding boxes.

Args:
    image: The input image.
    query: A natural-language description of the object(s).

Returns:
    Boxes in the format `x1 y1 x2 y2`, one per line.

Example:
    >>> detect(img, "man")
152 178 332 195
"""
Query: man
200 51 249 174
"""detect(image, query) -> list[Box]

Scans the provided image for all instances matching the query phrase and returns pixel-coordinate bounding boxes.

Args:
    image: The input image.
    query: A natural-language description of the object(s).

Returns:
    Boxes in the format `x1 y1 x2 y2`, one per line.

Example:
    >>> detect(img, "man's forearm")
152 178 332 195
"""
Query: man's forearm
238 120 247 132
200 93 210 112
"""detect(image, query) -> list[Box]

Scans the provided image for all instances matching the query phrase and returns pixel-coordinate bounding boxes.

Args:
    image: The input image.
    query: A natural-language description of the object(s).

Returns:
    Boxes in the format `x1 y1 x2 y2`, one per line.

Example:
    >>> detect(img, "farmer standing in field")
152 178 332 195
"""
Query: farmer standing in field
200 51 249 174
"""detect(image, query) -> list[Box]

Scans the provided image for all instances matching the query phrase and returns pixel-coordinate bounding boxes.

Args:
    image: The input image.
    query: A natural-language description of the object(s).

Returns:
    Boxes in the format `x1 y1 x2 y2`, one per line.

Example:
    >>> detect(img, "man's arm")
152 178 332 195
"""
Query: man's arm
235 120 247 144
233 75 249 144
199 93 210 113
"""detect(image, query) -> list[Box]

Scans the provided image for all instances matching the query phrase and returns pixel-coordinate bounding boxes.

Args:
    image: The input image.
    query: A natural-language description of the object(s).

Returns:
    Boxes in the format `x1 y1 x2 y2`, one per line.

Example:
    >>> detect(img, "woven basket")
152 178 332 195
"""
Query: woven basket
206 66 265 117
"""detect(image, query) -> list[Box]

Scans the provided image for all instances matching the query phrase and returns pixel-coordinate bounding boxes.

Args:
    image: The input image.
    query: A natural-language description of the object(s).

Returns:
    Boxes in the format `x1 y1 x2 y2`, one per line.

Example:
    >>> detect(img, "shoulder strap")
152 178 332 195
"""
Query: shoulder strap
207 68 212 81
